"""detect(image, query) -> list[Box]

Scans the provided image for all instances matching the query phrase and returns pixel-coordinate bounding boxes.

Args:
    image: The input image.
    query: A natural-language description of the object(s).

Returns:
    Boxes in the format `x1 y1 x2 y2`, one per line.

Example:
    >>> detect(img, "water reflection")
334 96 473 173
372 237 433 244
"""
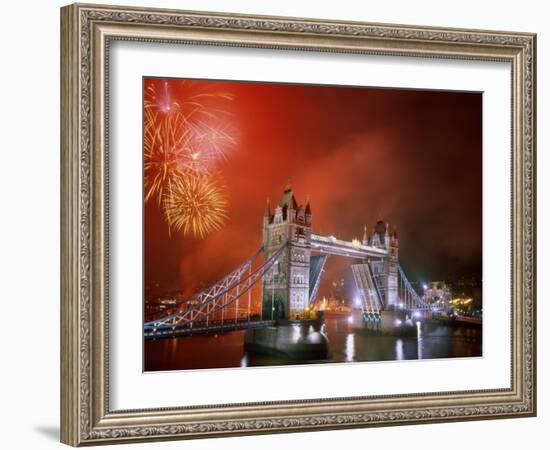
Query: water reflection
345 334 355 362
395 339 404 360
292 324 302 342
416 321 423 360
144 311 482 371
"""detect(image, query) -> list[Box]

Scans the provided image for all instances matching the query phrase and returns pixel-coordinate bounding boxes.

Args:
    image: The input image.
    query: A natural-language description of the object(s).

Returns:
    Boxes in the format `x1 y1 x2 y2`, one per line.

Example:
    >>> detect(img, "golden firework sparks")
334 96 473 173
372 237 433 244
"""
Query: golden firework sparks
144 111 194 205
163 174 228 238
144 79 237 235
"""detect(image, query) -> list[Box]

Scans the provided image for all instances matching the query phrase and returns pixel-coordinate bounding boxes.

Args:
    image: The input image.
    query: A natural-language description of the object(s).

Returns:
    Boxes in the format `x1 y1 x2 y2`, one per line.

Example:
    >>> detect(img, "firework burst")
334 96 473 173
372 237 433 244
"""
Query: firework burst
145 79 233 118
145 80 180 113
175 121 237 175
163 174 228 238
144 78 236 237
144 111 194 204
191 120 237 162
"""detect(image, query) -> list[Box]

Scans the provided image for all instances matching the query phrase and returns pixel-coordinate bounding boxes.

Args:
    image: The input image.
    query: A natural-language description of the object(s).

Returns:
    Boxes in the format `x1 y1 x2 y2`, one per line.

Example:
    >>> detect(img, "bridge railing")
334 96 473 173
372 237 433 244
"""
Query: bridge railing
397 264 426 309
144 242 287 330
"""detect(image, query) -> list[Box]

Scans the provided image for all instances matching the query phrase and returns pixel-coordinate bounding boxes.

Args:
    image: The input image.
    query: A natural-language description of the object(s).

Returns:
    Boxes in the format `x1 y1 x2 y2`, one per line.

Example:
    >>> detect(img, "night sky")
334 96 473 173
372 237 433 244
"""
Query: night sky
144 78 482 302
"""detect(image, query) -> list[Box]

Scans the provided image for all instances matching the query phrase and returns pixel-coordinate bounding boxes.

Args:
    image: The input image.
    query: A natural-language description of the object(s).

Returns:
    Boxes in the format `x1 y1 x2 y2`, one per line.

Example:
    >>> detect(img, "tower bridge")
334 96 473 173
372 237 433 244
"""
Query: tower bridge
144 185 432 339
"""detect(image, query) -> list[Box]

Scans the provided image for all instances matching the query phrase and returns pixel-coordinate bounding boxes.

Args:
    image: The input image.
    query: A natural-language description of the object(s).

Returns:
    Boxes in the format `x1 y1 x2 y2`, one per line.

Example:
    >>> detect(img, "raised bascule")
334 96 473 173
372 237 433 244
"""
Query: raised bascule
144 185 429 341
261 185 427 323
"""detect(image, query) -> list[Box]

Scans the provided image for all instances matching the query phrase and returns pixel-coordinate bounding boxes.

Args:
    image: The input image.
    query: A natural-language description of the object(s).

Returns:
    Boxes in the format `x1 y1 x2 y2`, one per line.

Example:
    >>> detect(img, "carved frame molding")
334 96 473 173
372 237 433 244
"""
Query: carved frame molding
60 3 536 446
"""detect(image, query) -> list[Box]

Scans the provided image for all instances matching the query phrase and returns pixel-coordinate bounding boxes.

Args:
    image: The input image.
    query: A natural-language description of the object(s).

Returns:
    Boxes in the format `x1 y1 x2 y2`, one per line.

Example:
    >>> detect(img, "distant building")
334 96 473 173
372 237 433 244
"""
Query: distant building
331 278 346 302
446 277 483 311
318 295 352 313
422 281 452 307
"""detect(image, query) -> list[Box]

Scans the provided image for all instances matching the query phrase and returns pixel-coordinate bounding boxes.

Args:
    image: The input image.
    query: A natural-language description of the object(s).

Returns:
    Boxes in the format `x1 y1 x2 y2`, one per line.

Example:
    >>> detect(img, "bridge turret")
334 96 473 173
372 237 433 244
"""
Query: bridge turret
305 198 312 227
390 227 399 261
371 220 386 248
280 183 297 224
273 205 283 225
362 225 368 246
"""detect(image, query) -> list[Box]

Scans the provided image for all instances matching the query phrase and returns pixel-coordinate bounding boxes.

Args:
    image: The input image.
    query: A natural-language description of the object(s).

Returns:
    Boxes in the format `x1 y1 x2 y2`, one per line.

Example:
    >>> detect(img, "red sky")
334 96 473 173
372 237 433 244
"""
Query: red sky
144 78 482 301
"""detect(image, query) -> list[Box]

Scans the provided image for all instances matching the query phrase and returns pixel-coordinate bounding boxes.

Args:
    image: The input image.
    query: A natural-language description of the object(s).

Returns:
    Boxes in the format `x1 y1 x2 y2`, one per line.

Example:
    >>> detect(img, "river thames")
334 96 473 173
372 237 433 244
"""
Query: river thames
144 310 482 371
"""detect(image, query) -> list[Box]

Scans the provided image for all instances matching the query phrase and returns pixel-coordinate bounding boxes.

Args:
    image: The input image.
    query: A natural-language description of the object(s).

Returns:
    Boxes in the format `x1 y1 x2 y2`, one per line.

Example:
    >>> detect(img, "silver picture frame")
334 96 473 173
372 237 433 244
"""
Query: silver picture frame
60 3 536 446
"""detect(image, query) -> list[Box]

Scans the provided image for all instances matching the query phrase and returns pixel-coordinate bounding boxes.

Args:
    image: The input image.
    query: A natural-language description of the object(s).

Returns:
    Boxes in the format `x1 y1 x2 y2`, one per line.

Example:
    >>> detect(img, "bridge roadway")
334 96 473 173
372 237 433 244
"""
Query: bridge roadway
310 233 388 259
144 318 276 340
145 306 442 340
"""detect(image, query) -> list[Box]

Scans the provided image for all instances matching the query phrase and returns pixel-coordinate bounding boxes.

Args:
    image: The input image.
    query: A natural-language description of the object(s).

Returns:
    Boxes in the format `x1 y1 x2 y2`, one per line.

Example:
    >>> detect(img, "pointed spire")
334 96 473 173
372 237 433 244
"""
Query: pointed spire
305 195 311 215
374 219 386 236
362 225 368 245
279 183 297 210
264 198 271 217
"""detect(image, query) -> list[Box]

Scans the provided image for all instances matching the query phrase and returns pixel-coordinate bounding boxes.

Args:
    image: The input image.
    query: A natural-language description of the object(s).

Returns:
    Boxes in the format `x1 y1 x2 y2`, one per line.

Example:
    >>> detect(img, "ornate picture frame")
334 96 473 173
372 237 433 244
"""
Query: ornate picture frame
60 3 536 446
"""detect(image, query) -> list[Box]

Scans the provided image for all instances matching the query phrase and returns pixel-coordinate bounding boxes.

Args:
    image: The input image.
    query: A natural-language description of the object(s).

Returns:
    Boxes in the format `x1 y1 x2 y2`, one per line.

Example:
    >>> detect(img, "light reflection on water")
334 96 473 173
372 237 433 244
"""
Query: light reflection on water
395 339 404 360
145 310 482 371
345 334 355 362
292 324 302 343
416 321 423 360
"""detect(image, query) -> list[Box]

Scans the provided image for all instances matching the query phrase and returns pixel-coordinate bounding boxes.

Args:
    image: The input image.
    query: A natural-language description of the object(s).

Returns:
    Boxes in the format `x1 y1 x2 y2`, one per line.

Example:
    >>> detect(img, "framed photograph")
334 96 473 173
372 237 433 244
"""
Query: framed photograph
60 3 536 446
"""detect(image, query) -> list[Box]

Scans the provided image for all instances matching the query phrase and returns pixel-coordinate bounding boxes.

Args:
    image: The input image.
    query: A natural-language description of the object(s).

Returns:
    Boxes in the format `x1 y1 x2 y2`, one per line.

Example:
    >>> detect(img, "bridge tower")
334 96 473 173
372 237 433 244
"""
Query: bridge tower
368 220 399 308
262 185 312 320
